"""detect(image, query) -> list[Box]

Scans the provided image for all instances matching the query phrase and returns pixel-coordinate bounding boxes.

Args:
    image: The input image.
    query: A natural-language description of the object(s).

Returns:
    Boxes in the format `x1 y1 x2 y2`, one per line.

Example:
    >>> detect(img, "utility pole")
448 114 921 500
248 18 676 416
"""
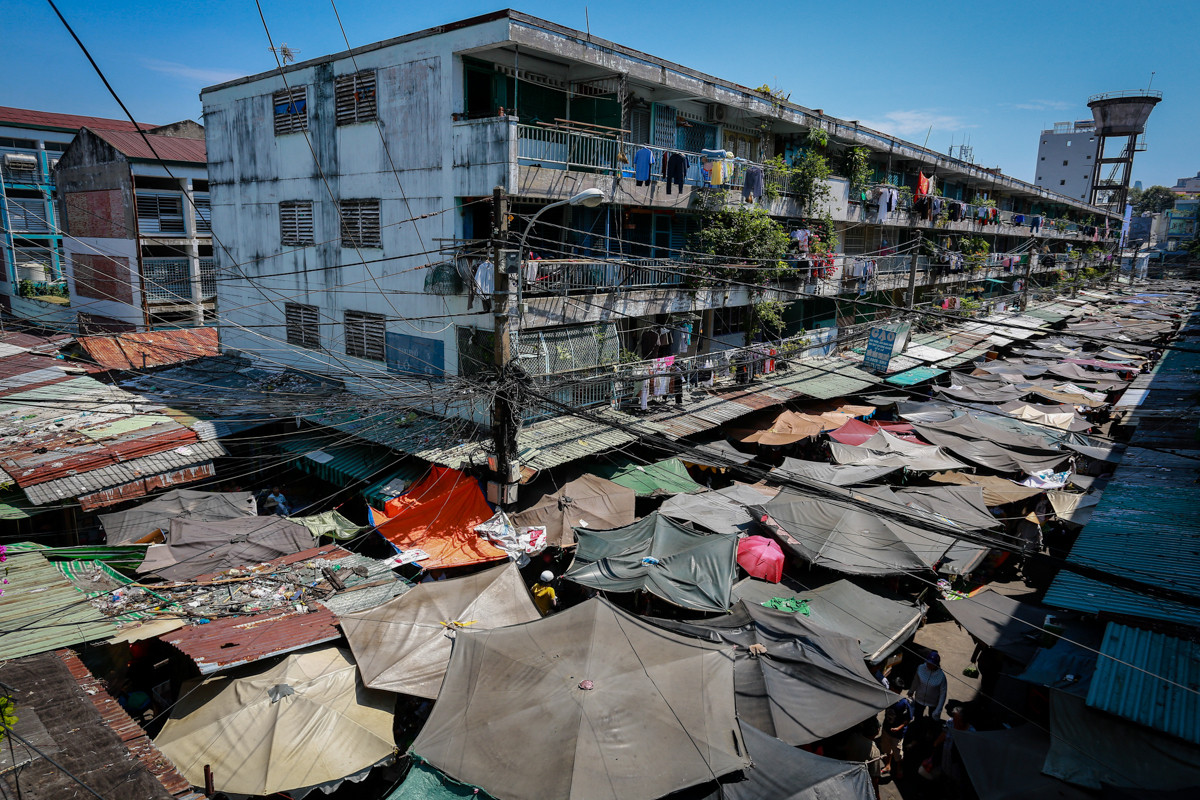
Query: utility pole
1021 239 1034 311
906 232 920 309
490 186 519 508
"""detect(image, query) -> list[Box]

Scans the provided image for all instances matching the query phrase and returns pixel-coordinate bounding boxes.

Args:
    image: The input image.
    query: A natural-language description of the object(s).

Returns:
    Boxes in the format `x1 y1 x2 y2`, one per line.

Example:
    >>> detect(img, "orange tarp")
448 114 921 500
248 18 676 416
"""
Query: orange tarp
374 467 505 569
735 405 874 447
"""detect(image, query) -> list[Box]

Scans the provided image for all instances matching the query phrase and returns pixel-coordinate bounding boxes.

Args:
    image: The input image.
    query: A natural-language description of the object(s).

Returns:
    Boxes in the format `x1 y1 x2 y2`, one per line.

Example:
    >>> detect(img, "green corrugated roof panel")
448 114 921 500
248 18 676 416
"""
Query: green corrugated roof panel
884 366 946 386
0 551 116 659
1025 307 1070 322
1087 622 1200 745
277 430 404 488
768 359 876 399
592 458 703 497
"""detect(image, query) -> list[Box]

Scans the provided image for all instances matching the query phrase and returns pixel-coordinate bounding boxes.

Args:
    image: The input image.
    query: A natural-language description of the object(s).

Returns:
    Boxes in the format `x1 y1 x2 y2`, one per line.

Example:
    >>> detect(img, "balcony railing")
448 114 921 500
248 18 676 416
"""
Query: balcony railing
142 257 217 303
524 258 686 294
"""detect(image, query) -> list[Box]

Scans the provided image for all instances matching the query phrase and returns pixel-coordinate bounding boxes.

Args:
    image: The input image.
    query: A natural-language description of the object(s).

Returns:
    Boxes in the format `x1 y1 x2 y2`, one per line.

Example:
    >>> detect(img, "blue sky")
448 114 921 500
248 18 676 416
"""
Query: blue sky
13 0 1197 188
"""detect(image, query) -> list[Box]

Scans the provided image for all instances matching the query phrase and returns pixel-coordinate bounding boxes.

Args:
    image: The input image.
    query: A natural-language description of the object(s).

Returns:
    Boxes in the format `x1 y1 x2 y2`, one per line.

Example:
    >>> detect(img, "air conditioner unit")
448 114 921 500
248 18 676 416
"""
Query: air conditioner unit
706 104 727 124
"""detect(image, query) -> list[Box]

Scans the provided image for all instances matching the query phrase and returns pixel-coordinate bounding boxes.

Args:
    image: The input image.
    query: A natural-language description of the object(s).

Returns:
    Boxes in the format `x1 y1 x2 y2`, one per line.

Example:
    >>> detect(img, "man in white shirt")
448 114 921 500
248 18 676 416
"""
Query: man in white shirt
909 651 948 718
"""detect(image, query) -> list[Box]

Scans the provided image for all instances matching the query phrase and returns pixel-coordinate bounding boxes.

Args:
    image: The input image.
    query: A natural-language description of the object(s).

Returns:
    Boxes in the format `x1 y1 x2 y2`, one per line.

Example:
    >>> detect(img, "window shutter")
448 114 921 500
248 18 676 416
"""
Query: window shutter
193 195 211 232
285 302 320 349
280 201 315 246
339 199 381 248
273 87 308 135
335 71 377 126
345 310 386 361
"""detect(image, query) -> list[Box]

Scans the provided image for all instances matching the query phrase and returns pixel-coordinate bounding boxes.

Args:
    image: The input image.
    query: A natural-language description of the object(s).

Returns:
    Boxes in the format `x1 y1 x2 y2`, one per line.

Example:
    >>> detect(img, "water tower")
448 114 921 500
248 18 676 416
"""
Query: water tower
1087 90 1161 212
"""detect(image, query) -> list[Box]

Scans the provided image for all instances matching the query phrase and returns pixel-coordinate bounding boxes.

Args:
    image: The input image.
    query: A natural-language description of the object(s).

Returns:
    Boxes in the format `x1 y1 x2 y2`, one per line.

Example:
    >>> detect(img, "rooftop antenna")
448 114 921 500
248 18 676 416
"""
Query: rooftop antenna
1147 71 1156 91
585 7 591 40
270 43 300 64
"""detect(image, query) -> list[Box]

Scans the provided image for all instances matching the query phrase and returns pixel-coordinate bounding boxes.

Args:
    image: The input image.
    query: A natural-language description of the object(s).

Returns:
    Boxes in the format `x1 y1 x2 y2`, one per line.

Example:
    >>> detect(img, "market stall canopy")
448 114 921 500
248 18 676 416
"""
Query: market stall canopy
99 489 256 544
828 429 968 472
387 762 497 800
591 457 703 496
374 466 505 569
755 487 988 575
733 577 923 664
942 588 1055 664
927 472 1044 506
910 417 1072 475
510 474 635 548
955 726 1094 800
681 439 755 469
651 601 892 744
772 457 901 487
828 418 920 446
1048 489 1102 525
567 513 738 612
340 562 541 699
732 407 870 447
894 485 1002 530
156 647 396 797
659 485 767 535
410 598 748 800
937 383 1028 404
698 721 873 800
137 517 312 581
998 401 1092 432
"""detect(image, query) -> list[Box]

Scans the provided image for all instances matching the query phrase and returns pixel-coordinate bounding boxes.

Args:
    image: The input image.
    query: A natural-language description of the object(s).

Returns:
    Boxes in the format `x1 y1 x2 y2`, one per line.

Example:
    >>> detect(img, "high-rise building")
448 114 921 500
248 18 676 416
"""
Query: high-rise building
1034 120 1099 202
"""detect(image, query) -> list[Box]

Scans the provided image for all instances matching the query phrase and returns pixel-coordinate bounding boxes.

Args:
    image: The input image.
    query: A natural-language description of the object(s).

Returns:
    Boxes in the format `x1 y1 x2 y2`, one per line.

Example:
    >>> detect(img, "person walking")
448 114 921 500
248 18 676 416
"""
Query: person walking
879 677 913 779
910 651 948 718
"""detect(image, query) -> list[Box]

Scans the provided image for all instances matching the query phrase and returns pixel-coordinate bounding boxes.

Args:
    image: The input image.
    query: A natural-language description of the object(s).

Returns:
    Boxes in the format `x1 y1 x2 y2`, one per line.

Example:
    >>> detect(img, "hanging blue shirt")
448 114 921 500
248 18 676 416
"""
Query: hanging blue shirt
633 147 654 182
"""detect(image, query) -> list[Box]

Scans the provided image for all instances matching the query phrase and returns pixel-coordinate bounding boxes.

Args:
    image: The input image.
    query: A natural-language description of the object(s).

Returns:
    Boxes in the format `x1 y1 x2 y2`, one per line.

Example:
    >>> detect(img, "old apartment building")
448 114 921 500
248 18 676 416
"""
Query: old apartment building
202 9 1119 422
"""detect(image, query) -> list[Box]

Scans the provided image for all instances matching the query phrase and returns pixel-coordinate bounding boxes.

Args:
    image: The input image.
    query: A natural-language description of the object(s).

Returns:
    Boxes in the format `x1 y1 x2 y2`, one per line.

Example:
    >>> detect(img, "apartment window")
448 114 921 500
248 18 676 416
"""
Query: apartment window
273 87 308 135
1063 160 1069 166
345 310 386 361
335 71 377 125
339 199 381 247
280 201 315 245
1086 154 1092 159
1066 140 1072 147
1040 156 1045 161
285 302 321 349
136 193 185 234
193 194 211 233
1060 180 1066 186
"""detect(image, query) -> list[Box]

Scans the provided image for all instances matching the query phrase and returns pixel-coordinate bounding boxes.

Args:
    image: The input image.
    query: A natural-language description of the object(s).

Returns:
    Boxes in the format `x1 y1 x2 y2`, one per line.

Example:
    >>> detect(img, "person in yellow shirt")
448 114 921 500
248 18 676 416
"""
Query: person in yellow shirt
531 570 558 615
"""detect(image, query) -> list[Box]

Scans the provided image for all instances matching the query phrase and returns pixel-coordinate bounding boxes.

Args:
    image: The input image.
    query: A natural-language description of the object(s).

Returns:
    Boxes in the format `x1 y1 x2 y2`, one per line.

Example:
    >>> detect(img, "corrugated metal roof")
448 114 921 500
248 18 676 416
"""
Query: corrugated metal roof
1044 321 1200 627
765 358 876 398
0 105 153 132
160 606 342 674
1087 623 1200 745
57 649 201 799
23 440 226 506
318 551 411 615
885 366 946 386
89 127 206 163
0 551 115 660
77 328 218 371
277 428 405 488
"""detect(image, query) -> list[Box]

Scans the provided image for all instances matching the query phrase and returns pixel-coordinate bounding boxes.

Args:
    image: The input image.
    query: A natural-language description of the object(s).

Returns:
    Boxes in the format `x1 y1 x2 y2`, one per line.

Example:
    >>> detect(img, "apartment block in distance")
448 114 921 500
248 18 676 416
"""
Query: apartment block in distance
1034 120 1099 202
202 9 1119 424
57 122 214 332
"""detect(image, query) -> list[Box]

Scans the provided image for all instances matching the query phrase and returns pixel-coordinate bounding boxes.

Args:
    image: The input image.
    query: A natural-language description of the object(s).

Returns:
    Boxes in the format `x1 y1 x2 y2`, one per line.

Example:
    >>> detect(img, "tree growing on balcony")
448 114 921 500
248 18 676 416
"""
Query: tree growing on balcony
689 207 790 287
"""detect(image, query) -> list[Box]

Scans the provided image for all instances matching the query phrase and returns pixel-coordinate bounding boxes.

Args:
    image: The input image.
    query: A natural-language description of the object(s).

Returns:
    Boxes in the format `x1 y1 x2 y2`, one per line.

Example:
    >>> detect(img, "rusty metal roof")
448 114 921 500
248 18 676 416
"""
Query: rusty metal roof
160 605 343 674
0 105 153 133
57 649 201 798
77 328 219 371
89 127 206 163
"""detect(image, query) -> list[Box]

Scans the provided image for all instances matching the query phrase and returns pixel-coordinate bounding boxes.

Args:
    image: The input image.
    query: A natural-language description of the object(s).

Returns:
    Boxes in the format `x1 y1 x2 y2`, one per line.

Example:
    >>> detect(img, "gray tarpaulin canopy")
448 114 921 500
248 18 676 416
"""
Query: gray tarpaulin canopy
659 484 776 535
828 430 967 472
1048 490 1102 525
955 726 1094 800
756 487 988 575
699 722 873 800
567 512 738 612
910 416 1072 475
509 474 636 548
682 439 756 468
732 577 923 664
936 383 1028 404
771 457 901 486
340 562 541 699
137 516 312 581
100 489 256 544
410 598 749 800
894 485 1002 530
927 471 1044 506
941 589 1051 664
899 402 1117 462
652 601 892 745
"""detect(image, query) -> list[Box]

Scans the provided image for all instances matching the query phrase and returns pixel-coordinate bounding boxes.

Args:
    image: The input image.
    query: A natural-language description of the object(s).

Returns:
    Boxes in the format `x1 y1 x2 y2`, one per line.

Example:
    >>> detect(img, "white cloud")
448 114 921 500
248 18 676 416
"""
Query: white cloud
1007 99 1076 112
142 59 245 85
856 109 975 137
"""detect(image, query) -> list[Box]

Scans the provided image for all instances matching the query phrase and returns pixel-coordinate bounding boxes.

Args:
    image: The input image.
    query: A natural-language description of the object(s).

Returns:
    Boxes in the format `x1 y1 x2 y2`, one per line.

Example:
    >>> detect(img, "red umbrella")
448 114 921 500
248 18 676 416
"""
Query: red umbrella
737 535 784 583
